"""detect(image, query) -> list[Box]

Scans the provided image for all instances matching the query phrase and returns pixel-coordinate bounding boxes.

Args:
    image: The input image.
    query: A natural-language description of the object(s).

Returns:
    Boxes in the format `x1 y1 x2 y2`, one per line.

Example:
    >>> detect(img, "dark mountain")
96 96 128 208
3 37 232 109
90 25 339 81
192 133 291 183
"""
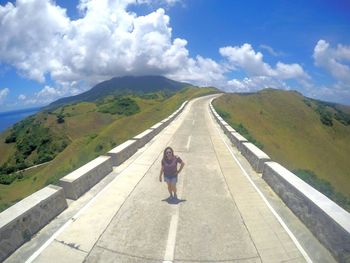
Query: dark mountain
47 75 193 109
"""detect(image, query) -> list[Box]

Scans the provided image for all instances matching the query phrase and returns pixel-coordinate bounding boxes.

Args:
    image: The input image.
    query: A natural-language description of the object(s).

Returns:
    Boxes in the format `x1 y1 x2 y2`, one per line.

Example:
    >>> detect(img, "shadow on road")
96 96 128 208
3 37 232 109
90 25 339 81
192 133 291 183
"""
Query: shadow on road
161 196 187 205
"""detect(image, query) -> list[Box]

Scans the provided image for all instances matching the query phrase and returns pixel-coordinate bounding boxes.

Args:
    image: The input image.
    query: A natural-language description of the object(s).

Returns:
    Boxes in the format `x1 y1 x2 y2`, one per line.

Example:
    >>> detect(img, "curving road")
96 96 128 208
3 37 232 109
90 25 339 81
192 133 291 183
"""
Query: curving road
19 95 335 263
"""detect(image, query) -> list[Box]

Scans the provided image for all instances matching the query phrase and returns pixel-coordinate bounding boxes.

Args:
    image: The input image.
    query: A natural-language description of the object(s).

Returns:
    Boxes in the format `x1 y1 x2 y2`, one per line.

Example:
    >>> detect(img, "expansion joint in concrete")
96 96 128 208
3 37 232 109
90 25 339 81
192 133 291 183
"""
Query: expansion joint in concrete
95 245 162 261
55 239 88 253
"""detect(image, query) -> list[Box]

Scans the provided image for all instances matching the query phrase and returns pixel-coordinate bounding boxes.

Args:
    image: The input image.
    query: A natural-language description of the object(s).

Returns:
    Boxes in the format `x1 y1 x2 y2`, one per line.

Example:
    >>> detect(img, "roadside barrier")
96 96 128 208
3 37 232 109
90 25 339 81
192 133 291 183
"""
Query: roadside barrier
0 100 188 261
210 98 350 262
0 185 67 262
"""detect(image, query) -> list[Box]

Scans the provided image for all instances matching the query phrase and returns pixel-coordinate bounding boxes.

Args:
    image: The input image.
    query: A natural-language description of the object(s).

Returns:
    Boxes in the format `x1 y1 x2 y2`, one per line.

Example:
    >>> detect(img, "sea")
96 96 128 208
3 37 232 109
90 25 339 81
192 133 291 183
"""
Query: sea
0 107 41 133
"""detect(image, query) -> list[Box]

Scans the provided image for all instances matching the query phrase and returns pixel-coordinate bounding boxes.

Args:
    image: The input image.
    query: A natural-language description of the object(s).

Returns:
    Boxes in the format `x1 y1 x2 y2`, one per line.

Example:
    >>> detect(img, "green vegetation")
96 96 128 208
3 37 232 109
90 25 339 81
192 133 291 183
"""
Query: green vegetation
304 98 350 127
1 116 70 182
216 109 264 149
294 169 350 211
0 86 218 212
213 89 350 212
57 114 65 124
97 97 140 115
215 108 230 119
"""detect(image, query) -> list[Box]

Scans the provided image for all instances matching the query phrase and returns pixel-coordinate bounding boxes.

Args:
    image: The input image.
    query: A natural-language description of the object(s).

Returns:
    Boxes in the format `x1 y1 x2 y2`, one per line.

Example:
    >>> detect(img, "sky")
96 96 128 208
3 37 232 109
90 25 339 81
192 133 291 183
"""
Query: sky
0 0 350 111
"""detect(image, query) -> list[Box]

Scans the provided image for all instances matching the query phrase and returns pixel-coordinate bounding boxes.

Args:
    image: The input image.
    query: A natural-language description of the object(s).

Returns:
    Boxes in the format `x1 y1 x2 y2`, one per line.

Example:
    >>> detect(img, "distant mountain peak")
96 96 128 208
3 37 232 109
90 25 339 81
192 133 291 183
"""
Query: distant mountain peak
47 75 193 109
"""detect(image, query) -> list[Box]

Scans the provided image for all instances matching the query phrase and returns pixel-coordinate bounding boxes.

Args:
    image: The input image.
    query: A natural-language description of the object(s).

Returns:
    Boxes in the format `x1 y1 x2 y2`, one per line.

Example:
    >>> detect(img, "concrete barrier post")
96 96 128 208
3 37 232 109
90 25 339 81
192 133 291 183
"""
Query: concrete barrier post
223 125 236 136
0 185 67 262
133 129 158 149
59 156 113 200
240 142 270 172
263 162 350 262
107 140 138 166
228 132 248 152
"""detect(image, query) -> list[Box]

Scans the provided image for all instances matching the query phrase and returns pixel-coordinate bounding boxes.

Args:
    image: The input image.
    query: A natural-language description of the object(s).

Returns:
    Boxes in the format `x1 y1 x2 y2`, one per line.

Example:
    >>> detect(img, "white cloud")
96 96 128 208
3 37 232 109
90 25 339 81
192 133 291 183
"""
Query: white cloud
0 0 223 99
18 94 26 100
259 44 284 57
313 39 350 84
16 85 66 106
225 76 290 93
0 88 9 103
219 43 310 94
3 1 345 105
31 85 74 105
37 85 62 98
274 62 309 80
166 55 227 87
305 82 350 106
0 0 70 82
220 43 309 81
220 44 273 76
137 0 182 6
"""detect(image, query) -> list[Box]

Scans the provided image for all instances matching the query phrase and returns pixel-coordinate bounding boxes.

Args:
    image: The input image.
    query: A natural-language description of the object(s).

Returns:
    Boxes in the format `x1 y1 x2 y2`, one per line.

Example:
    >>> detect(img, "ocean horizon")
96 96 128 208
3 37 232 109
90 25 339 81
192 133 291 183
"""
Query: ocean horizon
0 107 41 133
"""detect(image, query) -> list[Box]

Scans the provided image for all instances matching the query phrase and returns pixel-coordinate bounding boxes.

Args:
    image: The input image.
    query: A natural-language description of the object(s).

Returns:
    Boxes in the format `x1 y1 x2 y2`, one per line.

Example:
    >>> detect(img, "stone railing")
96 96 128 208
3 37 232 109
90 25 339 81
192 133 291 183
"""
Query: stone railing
0 100 188 262
58 100 187 200
0 185 67 262
58 156 113 200
209 98 350 262
209 101 270 171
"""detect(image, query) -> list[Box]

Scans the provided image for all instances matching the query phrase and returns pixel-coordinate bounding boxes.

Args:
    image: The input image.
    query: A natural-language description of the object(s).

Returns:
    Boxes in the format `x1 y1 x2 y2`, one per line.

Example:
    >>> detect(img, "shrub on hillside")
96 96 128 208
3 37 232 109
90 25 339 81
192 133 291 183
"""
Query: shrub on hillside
294 169 350 212
0 115 70 180
216 108 230 119
57 114 65 123
0 173 18 185
319 111 333 126
98 97 140 116
232 123 264 149
139 93 159 100
312 99 350 126
5 116 35 143
303 99 312 107
334 111 350 126
5 133 16 143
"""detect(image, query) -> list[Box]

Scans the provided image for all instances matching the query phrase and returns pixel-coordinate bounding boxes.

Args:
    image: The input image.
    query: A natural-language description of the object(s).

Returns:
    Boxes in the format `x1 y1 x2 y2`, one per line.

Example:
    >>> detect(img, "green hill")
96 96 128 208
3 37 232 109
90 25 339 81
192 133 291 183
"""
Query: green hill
47 75 192 109
213 89 350 211
0 82 218 212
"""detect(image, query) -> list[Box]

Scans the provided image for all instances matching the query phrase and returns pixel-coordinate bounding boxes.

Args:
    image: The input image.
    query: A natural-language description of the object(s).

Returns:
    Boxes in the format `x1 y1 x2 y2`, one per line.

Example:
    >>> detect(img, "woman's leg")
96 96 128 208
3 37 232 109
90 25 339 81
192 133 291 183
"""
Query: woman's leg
167 182 173 197
171 182 177 198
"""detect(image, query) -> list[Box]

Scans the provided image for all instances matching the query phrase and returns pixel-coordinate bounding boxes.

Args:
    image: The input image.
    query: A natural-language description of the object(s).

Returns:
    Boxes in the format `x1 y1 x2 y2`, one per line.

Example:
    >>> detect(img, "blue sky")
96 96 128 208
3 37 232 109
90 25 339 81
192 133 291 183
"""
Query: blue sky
0 0 350 111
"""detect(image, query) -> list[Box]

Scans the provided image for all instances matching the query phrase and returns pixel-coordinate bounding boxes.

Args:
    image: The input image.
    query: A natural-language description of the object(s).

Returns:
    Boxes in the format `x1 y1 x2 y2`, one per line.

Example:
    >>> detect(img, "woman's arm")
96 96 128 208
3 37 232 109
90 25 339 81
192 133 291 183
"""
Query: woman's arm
159 166 164 182
177 161 185 175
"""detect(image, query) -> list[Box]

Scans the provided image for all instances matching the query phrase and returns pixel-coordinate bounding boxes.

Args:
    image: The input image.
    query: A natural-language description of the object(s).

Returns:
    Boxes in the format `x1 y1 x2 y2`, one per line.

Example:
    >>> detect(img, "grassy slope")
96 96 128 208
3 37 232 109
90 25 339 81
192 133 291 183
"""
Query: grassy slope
213 89 350 197
0 129 16 165
0 87 217 211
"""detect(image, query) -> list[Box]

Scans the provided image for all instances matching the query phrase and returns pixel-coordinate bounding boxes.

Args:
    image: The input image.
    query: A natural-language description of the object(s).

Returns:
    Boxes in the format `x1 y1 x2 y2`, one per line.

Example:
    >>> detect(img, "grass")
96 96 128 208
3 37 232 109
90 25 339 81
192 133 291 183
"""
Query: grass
213 89 350 211
0 87 218 212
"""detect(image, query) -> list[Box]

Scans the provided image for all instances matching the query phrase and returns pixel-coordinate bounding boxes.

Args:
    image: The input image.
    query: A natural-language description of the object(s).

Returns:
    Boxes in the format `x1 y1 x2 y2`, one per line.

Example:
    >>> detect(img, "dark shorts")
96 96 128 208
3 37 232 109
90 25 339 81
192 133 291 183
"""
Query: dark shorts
164 175 177 184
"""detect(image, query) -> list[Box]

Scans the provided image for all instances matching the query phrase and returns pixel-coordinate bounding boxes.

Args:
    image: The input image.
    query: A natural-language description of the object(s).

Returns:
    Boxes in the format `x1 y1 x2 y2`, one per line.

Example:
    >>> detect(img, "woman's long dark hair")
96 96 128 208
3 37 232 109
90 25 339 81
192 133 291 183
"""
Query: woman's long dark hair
162 146 174 162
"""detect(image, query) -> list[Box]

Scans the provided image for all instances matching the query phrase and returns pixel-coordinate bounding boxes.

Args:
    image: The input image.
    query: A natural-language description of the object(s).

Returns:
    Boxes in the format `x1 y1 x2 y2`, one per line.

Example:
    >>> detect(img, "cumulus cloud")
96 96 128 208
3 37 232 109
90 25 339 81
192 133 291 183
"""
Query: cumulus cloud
313 39 350 84
18 94 26 101
274 62 308 80
0 88 9 103
220 43 309 80
0 0 69 82
219 43 309 93
220 44 273 76
259 44 284 57
0 0 318 106
137 0 182 6
226 76 289 93
17 85 68 106
0 0 219 97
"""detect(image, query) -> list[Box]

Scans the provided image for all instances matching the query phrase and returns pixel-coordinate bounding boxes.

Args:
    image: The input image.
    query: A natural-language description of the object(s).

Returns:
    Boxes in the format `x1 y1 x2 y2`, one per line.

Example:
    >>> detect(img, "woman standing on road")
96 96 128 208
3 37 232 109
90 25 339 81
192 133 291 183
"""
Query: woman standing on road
159 146 185 200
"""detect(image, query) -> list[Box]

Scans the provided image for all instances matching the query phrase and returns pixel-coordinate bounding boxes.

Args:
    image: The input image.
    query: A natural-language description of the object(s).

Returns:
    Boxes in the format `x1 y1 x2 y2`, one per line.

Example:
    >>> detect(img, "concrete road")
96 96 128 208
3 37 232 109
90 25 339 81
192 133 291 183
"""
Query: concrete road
21 95 332 263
